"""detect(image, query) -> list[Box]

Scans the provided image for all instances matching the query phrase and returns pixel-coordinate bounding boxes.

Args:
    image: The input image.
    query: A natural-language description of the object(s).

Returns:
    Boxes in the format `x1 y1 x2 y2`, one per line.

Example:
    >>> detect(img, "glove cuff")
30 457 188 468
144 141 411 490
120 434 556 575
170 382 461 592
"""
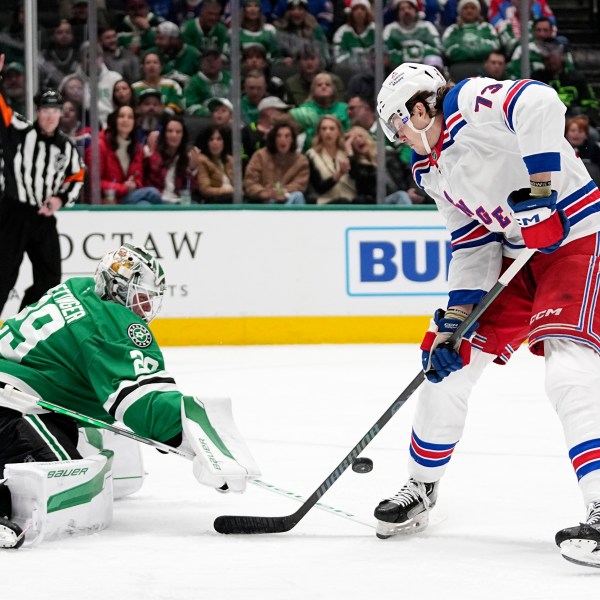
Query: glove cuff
521 209 568 251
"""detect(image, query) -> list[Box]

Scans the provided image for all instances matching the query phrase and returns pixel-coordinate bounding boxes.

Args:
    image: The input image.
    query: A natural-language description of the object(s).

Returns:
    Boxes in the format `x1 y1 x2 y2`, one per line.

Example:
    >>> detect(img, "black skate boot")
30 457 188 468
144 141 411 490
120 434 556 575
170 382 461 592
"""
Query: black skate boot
374 478 439 539
555 501 600 568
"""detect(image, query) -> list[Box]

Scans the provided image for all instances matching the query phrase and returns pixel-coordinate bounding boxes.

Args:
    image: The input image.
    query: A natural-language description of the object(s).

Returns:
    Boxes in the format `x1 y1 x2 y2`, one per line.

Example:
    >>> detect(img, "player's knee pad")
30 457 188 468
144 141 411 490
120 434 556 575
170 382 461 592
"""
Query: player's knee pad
3 450 114 546
544 339 600 413
78 428 145 499
181 396 260 493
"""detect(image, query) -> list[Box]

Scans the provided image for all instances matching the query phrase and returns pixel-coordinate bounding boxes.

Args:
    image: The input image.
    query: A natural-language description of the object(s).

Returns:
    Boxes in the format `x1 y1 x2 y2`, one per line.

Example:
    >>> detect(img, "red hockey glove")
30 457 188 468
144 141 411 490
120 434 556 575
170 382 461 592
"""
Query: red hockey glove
507 189 570 254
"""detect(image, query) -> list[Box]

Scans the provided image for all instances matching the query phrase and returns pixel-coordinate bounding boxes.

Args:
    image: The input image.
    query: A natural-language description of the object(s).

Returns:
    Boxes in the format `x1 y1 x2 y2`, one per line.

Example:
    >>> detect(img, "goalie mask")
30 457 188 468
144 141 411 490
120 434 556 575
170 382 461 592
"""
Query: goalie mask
377 62 446 152
94 244 166 323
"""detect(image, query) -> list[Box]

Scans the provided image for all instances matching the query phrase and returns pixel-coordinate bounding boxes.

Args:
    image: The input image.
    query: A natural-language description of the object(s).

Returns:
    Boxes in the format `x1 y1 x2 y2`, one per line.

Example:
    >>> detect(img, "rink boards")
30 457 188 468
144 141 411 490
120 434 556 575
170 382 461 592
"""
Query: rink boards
4 205 451 345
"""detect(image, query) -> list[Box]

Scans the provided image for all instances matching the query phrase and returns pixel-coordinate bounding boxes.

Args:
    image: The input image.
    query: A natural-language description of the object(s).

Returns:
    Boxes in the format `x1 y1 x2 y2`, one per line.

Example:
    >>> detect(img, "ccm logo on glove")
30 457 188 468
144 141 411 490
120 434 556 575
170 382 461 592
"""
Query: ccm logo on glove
507 188 570 253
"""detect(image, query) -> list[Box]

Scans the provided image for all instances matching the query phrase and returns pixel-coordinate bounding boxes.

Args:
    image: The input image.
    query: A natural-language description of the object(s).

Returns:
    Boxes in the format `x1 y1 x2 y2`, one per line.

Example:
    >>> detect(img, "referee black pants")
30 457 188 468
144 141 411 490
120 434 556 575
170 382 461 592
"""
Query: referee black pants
0 201 62 315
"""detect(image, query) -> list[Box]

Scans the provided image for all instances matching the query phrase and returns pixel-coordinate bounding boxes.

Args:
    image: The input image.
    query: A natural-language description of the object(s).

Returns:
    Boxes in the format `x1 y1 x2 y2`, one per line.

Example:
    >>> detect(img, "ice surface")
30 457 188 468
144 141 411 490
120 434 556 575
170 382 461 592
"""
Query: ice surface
3 344 599 598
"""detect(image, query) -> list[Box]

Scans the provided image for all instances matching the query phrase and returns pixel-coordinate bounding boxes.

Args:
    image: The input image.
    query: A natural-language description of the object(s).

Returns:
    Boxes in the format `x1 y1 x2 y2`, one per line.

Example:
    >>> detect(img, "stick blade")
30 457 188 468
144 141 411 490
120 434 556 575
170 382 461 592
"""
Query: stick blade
214 514 296 534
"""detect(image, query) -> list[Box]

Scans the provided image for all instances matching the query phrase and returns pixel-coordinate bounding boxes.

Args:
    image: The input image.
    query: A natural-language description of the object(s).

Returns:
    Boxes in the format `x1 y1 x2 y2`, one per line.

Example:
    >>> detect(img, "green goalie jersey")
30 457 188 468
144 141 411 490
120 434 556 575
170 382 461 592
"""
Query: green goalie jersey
0 277 183 443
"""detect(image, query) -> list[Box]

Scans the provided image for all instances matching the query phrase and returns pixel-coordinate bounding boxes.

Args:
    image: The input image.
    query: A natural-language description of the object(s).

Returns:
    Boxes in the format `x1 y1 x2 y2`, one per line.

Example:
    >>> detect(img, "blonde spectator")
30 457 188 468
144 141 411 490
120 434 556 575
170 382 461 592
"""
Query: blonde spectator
290 72 350 151
306 115 356 204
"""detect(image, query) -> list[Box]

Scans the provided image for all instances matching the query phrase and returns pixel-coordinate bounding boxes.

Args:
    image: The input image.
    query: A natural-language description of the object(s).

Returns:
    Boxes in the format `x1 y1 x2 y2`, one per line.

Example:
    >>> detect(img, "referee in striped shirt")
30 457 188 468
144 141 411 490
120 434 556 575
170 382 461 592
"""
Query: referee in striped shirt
0 53 85 317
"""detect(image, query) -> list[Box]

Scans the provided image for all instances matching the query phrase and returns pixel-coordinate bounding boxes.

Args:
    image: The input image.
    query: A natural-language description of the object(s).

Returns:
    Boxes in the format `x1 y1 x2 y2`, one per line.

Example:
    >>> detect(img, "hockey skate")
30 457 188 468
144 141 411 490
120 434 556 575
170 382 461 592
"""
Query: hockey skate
555 501 600 568
0 517 25 549
374 478 439 539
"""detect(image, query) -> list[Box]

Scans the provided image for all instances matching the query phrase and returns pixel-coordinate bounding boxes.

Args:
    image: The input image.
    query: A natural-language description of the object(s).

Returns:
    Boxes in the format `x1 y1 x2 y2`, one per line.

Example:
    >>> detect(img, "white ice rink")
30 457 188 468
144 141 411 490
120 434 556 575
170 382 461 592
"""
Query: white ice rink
3 344 600 599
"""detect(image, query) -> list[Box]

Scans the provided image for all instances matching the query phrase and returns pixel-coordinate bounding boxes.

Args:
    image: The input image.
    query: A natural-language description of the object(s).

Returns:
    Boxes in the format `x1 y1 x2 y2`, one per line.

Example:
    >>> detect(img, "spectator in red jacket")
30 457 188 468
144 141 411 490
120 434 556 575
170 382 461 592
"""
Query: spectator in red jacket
85 105 162 204
143 114 191 203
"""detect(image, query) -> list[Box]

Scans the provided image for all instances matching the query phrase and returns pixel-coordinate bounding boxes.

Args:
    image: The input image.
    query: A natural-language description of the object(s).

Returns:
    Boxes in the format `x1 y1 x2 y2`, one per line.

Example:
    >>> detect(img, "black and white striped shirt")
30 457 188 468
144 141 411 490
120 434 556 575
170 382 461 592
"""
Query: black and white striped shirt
0 91 85 208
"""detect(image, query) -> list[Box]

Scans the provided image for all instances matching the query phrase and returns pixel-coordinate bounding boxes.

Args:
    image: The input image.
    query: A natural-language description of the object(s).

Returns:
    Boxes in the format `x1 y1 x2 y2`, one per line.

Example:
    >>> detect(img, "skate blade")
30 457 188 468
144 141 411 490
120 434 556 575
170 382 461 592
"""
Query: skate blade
376 511 430 539
559 539 600 568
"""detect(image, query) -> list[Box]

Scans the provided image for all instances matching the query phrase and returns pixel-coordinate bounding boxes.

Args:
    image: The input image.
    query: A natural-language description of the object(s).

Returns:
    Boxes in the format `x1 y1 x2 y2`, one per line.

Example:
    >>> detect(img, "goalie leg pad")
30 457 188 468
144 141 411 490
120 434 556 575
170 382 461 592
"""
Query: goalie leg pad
78 428 145 499
181 396 260 493
3 450 114 546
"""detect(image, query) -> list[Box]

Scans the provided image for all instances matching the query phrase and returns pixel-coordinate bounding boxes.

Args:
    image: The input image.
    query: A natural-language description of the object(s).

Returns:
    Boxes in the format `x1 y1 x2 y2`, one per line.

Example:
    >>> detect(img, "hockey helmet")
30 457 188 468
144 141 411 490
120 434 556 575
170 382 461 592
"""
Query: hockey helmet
95 244 166 323
377 62 446 142
34 88 64 109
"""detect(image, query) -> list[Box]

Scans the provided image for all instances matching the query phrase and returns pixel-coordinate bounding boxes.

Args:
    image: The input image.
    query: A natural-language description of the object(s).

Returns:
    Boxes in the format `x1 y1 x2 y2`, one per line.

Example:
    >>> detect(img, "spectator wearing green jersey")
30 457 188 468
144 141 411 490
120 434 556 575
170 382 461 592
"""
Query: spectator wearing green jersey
442 0 500 70
506 17 575 80
149 20 201 88
291 72 350 151
184 47 232 117
332 0 376 69
240 0 281 60
117 0 164 56
179 0 230 58
132 51 184 114
383 0 443 68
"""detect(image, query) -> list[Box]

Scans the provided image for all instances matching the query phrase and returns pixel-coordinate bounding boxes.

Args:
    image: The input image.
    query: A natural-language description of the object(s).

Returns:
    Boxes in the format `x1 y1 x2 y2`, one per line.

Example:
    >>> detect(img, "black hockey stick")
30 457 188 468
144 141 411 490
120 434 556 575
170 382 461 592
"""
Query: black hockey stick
214 248 536 534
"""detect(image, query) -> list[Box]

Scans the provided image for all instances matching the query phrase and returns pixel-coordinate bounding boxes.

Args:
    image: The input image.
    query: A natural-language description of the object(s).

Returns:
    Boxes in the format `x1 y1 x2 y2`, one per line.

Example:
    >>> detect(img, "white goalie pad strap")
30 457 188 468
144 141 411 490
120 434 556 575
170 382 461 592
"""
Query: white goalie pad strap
181 396 261 493
0 385 47 414
3 451 114 546
77 429 145 500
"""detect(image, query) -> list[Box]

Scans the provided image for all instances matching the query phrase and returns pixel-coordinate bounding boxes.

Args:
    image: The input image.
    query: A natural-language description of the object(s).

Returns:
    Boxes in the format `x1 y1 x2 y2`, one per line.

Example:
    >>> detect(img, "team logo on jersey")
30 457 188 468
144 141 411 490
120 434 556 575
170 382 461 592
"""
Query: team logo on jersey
54 153 67 171
128 323 153 348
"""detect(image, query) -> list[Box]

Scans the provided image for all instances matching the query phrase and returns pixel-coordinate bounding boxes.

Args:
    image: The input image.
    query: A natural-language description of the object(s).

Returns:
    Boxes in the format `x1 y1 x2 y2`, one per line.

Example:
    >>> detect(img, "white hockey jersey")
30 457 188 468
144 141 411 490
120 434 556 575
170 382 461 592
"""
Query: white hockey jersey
412 77 600 308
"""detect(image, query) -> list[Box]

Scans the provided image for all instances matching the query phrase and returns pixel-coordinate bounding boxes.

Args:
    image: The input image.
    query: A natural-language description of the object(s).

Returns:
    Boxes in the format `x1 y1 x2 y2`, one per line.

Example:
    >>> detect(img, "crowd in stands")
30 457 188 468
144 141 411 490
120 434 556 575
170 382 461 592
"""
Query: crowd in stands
1 0 598 204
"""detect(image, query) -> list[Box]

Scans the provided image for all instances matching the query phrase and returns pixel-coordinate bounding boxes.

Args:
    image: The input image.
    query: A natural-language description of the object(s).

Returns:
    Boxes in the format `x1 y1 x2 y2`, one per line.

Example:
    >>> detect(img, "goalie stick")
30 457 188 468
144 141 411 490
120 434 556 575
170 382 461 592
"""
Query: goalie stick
0 391 369 527
213 248 536 534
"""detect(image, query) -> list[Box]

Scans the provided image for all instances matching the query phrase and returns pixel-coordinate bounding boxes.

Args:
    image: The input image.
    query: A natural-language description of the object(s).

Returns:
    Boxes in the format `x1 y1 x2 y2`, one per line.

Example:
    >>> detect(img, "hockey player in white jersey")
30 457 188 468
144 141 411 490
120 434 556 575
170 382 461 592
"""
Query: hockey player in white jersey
375 63 600 567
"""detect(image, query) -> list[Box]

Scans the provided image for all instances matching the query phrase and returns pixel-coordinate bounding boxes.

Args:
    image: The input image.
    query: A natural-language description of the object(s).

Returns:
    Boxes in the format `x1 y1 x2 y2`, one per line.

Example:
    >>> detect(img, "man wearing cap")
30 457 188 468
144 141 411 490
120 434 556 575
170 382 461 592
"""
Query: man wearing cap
383 0 443 68
271 0 334 38
149 21 200 87
0 53 85 317
179 0 230 57
207 97 233 127
1 61 25 115
135 87 166 144
441 0 499 68
184 47 232 117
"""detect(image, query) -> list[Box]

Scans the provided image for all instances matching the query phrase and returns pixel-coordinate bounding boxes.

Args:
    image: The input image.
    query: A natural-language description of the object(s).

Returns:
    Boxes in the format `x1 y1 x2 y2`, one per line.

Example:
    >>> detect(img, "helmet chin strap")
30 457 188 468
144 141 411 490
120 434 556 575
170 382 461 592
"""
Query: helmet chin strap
407 114 436 155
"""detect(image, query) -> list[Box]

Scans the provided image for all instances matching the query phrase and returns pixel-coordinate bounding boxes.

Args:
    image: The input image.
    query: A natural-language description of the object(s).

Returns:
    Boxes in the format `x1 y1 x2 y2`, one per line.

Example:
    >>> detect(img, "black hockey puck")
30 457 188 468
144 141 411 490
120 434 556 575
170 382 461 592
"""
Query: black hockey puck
352 457 373 473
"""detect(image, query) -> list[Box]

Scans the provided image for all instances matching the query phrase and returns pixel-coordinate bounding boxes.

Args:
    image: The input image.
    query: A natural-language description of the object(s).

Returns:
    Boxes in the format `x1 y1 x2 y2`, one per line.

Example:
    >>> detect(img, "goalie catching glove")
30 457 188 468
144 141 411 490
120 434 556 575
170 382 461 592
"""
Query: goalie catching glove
421 308 477 383
507 188 570 254
179 396 260 493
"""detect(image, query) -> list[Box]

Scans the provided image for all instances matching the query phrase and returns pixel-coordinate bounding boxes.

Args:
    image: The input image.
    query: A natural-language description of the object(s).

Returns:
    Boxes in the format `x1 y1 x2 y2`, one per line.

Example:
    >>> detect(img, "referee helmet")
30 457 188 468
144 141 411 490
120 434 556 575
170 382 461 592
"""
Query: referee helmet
34 88 64 109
